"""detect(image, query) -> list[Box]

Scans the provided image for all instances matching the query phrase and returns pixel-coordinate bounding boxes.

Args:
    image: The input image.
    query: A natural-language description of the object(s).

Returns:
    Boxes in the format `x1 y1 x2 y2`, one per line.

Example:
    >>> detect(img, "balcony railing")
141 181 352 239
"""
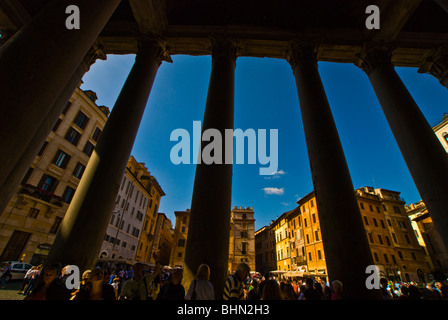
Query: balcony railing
19 184 63 207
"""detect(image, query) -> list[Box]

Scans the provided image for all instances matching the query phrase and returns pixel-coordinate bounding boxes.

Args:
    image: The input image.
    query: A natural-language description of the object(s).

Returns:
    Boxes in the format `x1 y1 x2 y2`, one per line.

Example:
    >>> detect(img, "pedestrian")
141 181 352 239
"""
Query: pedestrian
119 262 160 300
397 284 409 300
247 279 261 300
185 264 215 300
407 285 421 300
331 280 344 300
302 278 321 300
0 262 12 288
73 268 115 300
23 265 41 296
111 277 120 299
157 268 185 300
18 266 34 294
223 262 250 300
281 282 297 300
261 279 284 300
24 263 71 300
380 278 393 300
439 284 448 300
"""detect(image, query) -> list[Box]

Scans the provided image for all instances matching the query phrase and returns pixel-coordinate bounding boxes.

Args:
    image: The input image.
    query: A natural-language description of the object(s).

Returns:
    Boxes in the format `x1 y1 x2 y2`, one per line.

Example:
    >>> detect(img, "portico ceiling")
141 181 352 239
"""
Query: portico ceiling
1 0 447 66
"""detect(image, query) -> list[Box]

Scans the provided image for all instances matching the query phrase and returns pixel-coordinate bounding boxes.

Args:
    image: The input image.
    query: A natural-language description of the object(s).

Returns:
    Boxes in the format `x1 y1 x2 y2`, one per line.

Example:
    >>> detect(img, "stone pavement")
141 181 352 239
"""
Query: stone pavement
0 280 26 300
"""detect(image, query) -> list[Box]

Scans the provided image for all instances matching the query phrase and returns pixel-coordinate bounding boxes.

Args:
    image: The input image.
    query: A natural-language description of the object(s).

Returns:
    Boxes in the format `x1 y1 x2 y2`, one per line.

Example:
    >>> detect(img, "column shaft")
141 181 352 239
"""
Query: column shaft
183 38 236 299
359 46 448 255
0 46 105 217
45 40 164 272
0 0 120 189
288 43 381 299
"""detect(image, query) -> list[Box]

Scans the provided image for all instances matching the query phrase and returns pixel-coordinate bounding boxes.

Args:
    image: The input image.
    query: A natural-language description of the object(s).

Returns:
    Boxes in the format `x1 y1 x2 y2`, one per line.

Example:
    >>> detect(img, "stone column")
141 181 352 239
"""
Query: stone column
0 44 106 217
287 42 381 300
45 39 168 272
418 46 448 90
183 38 237 299
356 44 448 257
0 0 121 191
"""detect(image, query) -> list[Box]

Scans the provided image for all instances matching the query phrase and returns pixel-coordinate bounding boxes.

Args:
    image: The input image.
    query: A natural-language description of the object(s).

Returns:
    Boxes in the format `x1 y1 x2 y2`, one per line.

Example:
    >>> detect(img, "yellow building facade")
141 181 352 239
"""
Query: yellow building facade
263 187 431 283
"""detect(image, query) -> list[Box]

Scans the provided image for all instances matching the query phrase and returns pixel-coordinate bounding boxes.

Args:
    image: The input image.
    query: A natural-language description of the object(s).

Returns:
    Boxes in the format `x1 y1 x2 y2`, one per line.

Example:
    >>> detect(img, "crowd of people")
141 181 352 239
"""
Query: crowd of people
2 260 448 301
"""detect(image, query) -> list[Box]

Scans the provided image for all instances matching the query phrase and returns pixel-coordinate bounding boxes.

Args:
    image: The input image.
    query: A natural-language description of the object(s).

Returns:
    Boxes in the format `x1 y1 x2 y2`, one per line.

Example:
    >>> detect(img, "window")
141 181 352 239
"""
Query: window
405 234 411 244
392 233 398 243
73 162 86 179
52 149 71 169
393 206 401 213
398 221 407 229
28 207 40 219
38 174 59 193
373 218 378 227
83 141 95 156
178 239 185 247
62 101 72 115
360 202 365 210
378 235 383 245
50 217 62 234
363 216 369 225
384 254 389 263
373 252 379 262
65 127 81 146
442 132 448 144
21 168 33 185
73 111 89 129
369 204 374 212
52 118 62 132
62 186 76 203
37 141 48 157
92 127 102 142
136 211 144 221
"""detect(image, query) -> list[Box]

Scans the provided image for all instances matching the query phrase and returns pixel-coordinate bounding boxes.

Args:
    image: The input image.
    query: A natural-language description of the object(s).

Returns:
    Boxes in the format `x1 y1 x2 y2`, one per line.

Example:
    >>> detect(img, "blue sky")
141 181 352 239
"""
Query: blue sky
81 54 448 231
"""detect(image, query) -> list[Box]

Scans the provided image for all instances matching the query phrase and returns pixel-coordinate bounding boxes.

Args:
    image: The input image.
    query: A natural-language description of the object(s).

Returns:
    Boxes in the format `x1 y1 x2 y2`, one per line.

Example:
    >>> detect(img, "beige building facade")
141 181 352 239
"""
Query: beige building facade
0 86 109 265
228 206 256 273
100 156 164 263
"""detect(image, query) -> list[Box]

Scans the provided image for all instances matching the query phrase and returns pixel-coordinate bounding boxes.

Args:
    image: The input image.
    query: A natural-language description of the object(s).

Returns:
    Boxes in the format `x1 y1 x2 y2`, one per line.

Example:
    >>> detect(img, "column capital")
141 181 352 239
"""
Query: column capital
137 36 172 64
209 36 240 63
285 40 318 69
418 46 448 88
354 44 395 75
79 42 107 73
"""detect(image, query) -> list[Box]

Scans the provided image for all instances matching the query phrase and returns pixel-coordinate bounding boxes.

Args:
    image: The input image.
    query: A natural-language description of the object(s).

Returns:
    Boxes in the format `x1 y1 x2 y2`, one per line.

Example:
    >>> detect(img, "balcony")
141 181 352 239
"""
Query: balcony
19 184 64 207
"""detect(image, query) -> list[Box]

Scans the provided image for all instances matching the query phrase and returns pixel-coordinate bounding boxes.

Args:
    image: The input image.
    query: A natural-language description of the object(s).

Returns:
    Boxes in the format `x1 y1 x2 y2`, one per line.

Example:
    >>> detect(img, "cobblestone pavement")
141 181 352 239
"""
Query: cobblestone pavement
0 280 26 300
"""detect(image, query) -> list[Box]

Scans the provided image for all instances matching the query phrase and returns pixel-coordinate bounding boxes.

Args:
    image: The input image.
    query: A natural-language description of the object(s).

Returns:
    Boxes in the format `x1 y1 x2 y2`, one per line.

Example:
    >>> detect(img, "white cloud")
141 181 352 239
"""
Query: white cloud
264 169 287 180
263 187 285 195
